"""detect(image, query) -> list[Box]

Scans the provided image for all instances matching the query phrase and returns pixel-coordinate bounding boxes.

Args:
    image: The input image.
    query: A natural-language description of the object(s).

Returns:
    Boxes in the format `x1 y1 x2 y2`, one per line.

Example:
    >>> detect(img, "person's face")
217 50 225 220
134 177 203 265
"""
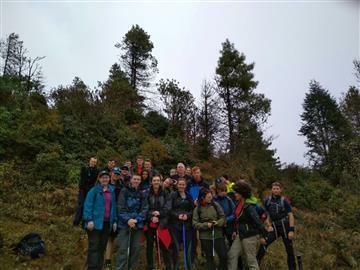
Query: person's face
125 161 132 168
217 190 227 197
177 180 186 192
204 192 213 204
186 167 192 175
144 161 151 170
234 192 243 201
112 173 120 182
121 169 128 176
89 158 97 167
108 160 115 169
152 177 161 188
193 169 201 181
137 158 143 166
99 175 110 186
170 169 176 176
163 179 171 188
131 175 141 189
272 185 282 196
177 164 185 175
142 171 149 180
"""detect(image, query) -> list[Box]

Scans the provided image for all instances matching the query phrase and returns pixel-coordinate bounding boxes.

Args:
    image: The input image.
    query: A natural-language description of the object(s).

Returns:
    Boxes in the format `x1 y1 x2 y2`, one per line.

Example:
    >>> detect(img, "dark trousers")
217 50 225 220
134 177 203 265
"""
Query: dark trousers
170 226 192 270
145 227 172 270
86 222 110 270
200 238 228 270
73 190 86 226
257 225 296 270
115 228 142 270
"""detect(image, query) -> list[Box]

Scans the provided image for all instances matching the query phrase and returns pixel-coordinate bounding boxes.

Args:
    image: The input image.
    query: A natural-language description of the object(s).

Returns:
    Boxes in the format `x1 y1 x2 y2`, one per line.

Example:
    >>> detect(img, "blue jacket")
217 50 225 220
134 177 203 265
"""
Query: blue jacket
83 184 117 230
117 186 149 229
186 178 209 201
214 195 235 235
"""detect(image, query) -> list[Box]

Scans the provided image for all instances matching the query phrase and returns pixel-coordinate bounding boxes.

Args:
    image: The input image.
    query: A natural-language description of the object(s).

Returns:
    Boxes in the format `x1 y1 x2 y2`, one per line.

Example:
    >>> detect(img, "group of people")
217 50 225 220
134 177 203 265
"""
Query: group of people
73 156 297 270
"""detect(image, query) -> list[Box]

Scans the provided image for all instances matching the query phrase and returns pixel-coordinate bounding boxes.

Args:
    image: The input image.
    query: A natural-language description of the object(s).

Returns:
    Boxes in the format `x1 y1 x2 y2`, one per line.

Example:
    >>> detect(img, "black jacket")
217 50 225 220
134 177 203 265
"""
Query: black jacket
236 203 267 240
79 166 99 193
146 187 171 228
169 191 194 229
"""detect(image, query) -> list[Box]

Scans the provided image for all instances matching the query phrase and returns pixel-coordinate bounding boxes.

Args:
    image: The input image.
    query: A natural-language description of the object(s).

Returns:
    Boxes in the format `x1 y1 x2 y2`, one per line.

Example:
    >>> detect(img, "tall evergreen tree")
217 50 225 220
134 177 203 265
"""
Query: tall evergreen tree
215 39 271 154
116 24 158 92
300 80 352 183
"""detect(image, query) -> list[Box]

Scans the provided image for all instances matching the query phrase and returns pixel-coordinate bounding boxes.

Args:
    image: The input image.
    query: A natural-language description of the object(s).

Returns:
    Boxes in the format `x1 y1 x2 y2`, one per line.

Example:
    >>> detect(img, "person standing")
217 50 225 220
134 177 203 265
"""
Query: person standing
193 188 227 270
227 181 267 270
73 157 99 226
169 178 194 270
103 159 116 173
83 170 117 270
145 175 172 270
256 181 296 270
115 174 148 270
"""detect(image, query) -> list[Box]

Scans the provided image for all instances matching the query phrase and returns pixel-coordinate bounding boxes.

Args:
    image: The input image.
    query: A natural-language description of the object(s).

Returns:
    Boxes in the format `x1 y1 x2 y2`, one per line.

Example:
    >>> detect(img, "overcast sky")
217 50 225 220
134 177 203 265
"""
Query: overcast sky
2 0 359 165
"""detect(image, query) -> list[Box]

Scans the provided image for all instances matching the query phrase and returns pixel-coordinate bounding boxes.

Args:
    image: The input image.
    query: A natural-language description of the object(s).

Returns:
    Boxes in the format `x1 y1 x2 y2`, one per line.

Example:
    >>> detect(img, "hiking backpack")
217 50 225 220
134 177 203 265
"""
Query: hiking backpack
13 233 45 259
265 196 288 222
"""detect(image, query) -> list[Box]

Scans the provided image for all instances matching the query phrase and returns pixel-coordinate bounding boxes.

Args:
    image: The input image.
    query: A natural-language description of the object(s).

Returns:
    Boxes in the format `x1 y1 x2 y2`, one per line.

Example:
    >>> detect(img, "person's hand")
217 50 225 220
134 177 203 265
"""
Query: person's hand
260 237 267 245
231 232 237 241
152 216 159 223
207 222 213 228
87 221 94 231
182 214 188 221
153 211 160 217
267 226 274 232
112 223 117 232
194 199 198 207
178 214 183 220
128 219 137 228
212 221 218 226
288 231 294 240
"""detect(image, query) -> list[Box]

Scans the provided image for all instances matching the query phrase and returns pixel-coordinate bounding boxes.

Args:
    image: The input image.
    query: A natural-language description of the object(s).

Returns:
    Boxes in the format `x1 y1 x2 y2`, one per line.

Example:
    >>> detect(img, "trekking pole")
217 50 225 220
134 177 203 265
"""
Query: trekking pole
212 222 215 257
182 223 187 270
156 228 162 270
127 227 132 270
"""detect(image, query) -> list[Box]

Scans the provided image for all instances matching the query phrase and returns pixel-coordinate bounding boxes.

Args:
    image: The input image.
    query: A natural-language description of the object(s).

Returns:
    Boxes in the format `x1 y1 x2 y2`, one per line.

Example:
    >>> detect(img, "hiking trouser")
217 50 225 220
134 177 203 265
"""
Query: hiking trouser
228 235 259 270
145 226 172 270
86 222 110 270
115 228 142 270
170 226 192 270
200 238 228 270
73 190 86 226
257 225 296 270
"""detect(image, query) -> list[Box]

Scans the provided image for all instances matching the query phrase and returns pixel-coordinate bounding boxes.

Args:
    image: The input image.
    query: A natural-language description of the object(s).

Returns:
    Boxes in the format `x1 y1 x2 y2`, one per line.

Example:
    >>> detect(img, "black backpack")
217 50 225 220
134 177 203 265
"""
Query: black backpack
265 196 288 222
13 233 45 259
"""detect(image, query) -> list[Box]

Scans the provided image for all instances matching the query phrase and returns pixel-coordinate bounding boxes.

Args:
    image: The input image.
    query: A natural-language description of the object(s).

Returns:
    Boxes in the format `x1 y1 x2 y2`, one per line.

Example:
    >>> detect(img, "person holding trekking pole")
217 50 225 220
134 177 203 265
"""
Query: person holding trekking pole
145 174 172 270
83 170 117 270
193 188 228 270
227 180 268 270
169 178 194 270
115 174 148 270
256 181 296 270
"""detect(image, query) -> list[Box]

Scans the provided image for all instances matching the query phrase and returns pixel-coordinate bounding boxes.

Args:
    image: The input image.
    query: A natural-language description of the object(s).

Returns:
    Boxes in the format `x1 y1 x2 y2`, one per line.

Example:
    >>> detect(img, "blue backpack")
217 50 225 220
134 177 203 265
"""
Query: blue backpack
13 233 45 259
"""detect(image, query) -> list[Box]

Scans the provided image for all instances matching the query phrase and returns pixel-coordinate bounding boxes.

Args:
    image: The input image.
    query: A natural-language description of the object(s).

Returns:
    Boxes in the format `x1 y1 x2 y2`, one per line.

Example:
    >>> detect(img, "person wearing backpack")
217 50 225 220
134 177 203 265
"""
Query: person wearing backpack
257 181 296 270
193 188 227 270
214 183 236 246
227 180 267 270
145 174 172 270
115 173 149 270
83 170 118 270
169 178 194 270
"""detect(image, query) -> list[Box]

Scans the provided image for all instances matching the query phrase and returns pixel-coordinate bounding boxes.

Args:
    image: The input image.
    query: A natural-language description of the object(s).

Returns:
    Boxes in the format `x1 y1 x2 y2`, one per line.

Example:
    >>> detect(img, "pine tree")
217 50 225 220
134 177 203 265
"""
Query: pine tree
116 25 158 92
